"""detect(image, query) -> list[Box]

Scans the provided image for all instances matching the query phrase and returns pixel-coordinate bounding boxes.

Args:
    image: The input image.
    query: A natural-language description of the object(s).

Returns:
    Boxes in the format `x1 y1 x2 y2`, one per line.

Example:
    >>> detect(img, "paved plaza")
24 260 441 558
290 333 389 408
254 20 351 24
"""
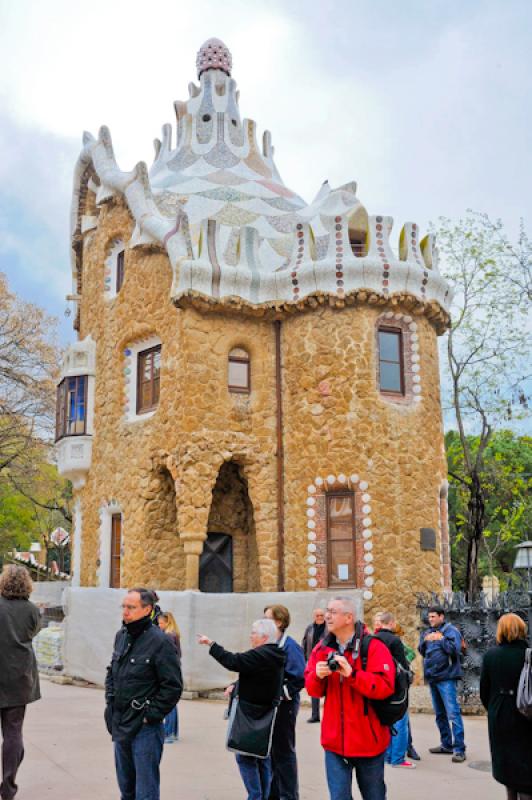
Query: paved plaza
18 679 502 800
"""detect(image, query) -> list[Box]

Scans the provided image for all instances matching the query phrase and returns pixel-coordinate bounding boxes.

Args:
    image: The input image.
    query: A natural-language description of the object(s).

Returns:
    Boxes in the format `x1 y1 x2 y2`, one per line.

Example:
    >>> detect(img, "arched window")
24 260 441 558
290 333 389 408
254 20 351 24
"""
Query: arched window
228 347 250 393
377 327 404 395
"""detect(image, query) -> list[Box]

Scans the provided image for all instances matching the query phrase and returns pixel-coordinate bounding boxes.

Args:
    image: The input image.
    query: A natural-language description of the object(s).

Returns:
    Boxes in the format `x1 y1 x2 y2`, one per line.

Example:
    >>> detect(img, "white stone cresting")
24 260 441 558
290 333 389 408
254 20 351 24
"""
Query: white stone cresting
70 40 452 321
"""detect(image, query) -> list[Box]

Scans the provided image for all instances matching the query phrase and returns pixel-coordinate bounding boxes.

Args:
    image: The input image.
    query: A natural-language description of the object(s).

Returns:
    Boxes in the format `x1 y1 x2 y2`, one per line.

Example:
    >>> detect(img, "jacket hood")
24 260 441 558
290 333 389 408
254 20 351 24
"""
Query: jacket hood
258 642 288 668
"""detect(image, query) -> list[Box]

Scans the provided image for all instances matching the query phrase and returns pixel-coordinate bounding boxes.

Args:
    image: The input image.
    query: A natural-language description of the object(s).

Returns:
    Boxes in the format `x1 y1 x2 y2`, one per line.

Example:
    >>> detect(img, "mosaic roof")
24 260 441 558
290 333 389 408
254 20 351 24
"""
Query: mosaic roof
71 40 452 320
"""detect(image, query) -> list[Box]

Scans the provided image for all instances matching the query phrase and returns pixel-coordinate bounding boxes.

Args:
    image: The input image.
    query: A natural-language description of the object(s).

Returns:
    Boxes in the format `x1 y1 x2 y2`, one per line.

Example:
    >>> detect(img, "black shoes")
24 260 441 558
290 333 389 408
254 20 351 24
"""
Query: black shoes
407 746 421 761
429 746 453 754
307 717 320 723
452 752 466 763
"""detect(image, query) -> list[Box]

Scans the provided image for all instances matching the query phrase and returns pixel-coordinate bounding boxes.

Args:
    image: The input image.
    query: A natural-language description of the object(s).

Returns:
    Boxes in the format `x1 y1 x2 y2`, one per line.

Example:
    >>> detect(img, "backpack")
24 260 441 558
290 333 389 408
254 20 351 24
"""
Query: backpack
516 648 532 720
360 634 410 727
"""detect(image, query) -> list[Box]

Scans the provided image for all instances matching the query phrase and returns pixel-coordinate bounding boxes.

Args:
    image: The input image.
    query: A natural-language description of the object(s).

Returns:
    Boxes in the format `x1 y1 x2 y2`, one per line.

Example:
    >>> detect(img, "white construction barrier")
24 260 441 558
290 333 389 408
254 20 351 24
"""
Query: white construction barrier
62 588 364 690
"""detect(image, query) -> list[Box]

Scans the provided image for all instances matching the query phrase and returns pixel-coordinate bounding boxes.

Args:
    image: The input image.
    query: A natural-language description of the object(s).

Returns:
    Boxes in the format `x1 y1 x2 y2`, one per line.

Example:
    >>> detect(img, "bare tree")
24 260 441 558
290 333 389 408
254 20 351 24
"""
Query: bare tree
436 212 531 597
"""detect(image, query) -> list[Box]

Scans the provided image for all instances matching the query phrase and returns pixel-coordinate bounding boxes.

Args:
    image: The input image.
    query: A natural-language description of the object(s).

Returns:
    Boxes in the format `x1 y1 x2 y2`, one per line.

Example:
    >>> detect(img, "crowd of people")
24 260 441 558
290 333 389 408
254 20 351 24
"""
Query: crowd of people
0 563 531 800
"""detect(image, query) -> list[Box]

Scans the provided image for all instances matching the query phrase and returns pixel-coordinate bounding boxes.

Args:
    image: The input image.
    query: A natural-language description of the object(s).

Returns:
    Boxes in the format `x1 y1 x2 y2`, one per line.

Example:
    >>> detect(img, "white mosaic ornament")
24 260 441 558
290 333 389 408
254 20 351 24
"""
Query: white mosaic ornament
362 493 371 502
363 590 373 601
359 481 368 491
307 519 316 529
308 485 316 494
308 531 317 541
306 497 316 506
308 578 318 588
308 566 317 577
362 504 371 514
364 541 373 551
414 395 423 402
308 554 317 565
338 473 347 484
363 529 372 539
306 509 315 518
364 552 374 562
315 477 324 487
327 474 336 485
308 543 317 553
413 385 422 394
350 474 359 484
364 576 375 587
364 565 375 575
363 518 372 528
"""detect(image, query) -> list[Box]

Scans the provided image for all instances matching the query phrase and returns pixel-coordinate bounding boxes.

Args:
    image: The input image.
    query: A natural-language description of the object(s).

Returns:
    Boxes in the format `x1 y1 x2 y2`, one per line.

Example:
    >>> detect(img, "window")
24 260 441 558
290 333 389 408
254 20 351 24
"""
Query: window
116 250 125 293
327 492 356 587
137 346 161 414
349 231 368 257
378 328 404 394
110 514 122 589
228 347 250 393
55 376 87 440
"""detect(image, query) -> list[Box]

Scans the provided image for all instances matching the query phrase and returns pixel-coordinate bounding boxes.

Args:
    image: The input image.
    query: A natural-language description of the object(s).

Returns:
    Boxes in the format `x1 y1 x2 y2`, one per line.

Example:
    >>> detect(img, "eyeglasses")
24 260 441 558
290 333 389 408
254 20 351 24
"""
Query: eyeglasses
325 608 347 616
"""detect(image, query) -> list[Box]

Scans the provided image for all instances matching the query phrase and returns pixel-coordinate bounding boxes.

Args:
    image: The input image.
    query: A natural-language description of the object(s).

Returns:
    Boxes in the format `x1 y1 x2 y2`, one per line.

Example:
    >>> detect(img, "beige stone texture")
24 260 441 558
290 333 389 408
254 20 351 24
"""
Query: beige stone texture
72 197 448 635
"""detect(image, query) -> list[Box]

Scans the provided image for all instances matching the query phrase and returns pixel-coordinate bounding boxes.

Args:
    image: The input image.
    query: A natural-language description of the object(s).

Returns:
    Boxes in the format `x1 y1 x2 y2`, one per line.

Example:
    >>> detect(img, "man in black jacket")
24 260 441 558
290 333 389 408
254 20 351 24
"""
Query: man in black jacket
105 588 182 800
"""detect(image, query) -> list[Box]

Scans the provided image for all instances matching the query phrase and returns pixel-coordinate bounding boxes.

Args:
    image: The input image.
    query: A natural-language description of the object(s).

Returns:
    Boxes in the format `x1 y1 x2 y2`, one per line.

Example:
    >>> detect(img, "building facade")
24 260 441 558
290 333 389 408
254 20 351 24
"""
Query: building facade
57 39 452 624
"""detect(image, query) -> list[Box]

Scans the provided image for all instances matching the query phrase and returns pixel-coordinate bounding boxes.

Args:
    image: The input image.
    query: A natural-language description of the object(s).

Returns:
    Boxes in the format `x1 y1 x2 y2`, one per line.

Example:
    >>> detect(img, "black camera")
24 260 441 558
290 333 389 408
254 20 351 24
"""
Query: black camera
327 652 340 672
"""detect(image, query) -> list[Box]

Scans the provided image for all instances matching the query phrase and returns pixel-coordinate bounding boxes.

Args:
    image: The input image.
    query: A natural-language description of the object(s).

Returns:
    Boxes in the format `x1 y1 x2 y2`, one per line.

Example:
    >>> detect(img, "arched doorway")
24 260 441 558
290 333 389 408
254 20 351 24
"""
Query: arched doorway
201 461 258 592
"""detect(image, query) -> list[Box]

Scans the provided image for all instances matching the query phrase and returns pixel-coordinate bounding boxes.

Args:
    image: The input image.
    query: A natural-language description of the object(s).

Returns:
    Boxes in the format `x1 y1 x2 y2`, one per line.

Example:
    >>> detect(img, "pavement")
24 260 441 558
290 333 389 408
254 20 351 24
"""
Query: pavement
15 679 501 800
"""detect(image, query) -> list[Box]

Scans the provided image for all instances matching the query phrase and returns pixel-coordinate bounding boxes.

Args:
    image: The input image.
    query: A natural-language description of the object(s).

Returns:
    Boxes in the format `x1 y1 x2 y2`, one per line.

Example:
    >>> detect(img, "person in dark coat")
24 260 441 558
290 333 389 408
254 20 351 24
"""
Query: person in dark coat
198 618 286 800
480 613 532 800
105 588 182 800
265 604 306 800
301 608 326 722
0 565 41 800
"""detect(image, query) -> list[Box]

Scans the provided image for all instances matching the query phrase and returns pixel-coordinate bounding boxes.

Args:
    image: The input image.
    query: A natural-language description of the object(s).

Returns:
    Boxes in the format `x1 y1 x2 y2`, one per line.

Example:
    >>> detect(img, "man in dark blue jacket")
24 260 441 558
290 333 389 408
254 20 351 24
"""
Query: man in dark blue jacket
418 606 466 762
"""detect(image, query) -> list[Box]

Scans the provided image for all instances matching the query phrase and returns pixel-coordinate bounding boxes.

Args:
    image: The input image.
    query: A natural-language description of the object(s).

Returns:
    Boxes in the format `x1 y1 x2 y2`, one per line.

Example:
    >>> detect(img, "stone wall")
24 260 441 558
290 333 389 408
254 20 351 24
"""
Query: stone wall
72 198 447 634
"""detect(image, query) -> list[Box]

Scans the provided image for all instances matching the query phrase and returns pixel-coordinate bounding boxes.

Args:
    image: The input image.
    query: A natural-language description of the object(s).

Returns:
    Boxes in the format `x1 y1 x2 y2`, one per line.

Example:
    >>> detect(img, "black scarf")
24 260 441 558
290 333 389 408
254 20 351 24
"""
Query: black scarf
124 614 153 639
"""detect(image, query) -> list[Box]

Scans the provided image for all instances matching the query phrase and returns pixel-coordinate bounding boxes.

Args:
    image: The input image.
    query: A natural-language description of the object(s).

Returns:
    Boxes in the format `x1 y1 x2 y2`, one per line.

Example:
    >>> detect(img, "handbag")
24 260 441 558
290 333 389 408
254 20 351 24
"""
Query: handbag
226 668 284 759
516 647 532 720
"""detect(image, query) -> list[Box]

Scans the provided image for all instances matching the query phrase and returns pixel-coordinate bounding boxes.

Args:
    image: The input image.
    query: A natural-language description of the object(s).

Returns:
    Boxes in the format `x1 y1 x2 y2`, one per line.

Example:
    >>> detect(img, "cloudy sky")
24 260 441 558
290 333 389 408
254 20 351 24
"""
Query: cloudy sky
0 0 530 342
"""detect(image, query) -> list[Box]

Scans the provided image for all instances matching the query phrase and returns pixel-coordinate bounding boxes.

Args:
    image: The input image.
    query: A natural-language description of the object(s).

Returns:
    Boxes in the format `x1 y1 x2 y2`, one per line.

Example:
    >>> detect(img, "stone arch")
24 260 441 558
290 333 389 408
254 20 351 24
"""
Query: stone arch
203 460 259 592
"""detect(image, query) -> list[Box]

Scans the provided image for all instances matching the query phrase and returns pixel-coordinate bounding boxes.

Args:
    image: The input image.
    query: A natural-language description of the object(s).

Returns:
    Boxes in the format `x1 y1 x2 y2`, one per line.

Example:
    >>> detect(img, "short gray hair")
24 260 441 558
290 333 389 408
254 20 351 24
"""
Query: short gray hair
333 596 357 618
252 618 279 643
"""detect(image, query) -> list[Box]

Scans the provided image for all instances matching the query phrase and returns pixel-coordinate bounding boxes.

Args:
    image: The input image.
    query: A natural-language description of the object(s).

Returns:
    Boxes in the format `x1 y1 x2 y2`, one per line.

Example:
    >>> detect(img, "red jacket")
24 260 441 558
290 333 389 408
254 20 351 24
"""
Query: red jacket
304 627 395 757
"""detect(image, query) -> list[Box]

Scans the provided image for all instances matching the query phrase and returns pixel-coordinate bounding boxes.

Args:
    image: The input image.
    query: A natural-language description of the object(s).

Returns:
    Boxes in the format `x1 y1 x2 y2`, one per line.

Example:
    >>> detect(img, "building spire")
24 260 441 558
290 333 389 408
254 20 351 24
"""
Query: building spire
196 38 232 78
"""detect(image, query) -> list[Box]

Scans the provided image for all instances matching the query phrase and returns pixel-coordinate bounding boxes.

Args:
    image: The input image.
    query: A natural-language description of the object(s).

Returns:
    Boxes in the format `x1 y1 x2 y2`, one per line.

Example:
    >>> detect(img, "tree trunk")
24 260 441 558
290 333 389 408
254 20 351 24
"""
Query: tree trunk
465 472 485 599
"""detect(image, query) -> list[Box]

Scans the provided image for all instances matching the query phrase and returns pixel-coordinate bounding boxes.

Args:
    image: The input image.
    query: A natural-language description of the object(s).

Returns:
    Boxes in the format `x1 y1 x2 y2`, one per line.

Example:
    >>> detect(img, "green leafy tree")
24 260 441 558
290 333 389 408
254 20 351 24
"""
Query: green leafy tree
447 430 532 590
436 212 531 597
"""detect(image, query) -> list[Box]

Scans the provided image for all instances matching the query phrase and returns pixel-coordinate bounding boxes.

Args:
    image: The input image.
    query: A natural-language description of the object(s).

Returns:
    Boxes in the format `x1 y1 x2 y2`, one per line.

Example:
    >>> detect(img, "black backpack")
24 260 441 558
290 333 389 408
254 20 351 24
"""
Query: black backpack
360 633 410 727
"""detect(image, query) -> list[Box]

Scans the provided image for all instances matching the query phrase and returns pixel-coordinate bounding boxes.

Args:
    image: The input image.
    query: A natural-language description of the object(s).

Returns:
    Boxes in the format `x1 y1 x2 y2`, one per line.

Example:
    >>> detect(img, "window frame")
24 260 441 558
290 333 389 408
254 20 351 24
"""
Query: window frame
377 326 405 396
109 513 122 589
116 249 125 293
228 349 251 394
136 345 161 415
326 490 357 589
55 375 88 441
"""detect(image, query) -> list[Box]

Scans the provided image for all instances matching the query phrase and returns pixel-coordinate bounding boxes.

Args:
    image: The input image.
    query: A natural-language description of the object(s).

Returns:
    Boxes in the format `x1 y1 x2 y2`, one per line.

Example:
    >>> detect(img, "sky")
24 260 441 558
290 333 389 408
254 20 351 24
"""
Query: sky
0 0 531 344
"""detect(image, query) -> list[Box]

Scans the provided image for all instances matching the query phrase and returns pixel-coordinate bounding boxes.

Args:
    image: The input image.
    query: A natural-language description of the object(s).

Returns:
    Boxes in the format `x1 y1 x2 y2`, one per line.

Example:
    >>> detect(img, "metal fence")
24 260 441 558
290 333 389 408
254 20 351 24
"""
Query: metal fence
416 589 532 706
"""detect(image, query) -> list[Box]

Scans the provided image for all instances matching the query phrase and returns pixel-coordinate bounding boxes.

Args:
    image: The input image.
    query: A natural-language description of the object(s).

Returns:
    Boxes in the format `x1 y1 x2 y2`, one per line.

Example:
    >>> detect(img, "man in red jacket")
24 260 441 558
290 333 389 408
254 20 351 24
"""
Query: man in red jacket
305 596 395 800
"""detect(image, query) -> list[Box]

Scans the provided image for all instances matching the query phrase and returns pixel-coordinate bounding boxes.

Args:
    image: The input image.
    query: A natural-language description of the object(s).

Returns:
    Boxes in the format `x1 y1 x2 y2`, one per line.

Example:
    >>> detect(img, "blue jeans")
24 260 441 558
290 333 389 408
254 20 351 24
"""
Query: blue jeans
429 680 465 754
325 750 386 800
164 706 178 739
114 722 164 800
385 711 409 765
236 753 272 800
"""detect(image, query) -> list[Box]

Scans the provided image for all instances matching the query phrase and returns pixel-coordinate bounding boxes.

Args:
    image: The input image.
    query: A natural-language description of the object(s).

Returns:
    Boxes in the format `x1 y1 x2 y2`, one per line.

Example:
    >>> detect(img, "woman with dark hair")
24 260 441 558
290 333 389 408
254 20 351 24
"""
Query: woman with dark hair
480 613 532 800
0 565 41 800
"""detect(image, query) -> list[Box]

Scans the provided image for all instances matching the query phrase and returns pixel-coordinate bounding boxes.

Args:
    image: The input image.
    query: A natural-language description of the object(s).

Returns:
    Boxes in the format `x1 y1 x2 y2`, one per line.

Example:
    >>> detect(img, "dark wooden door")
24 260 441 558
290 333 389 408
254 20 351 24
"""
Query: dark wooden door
199 533 233 593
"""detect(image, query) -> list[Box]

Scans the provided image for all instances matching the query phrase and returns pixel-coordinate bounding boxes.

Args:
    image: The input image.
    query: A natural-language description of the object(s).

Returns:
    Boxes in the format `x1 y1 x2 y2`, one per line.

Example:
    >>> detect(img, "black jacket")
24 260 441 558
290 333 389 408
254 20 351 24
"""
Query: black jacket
301 622 326 661
0 596 41 708
105 622 183 742
374 629 409 671
480 640 532 793
209 642 286 706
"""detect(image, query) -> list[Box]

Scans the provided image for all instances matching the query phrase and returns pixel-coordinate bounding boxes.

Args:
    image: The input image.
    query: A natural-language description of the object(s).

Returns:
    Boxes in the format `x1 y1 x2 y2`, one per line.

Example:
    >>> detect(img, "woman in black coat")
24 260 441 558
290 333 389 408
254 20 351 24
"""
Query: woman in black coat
480 613 532 800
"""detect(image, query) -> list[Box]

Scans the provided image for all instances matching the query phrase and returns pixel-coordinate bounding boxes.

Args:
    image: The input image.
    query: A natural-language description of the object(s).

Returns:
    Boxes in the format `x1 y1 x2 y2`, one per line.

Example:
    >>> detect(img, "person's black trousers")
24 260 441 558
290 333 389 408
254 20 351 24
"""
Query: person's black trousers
310 697 320 721
1 706 26 800
269 696 300 800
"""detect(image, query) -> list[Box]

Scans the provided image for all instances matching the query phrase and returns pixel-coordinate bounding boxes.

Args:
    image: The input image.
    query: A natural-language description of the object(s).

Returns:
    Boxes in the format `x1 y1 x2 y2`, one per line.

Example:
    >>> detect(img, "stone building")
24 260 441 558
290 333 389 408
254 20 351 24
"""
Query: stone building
56 39 452 624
